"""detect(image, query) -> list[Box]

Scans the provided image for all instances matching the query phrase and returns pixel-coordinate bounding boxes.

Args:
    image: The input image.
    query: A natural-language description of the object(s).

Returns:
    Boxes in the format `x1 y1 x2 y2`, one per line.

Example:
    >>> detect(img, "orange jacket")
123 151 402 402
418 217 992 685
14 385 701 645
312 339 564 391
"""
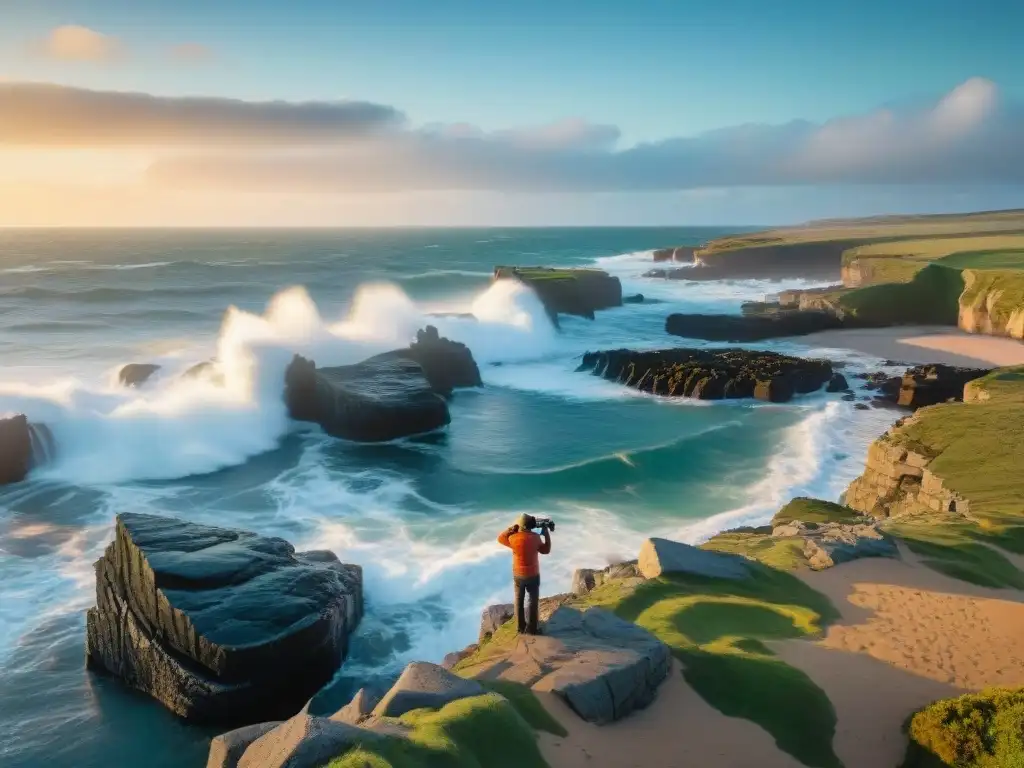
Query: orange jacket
497 528 551 578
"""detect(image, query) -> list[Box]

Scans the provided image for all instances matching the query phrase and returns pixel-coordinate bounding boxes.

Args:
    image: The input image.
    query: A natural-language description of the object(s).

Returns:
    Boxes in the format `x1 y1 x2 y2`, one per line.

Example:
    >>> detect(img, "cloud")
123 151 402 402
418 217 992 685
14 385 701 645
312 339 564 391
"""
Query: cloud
169 42 214 63
0 83 404 145
37 25 122 62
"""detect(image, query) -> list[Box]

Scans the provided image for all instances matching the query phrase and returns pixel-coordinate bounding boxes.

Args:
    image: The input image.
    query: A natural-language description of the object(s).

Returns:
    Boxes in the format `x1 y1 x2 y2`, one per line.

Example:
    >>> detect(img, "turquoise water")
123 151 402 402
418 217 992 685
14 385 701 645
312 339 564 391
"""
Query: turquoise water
0 228 896 767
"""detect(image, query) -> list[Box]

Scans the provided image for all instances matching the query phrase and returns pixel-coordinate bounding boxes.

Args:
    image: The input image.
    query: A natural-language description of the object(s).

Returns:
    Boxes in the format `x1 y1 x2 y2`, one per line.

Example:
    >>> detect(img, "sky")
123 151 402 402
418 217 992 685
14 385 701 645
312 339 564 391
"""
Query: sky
0 0 1023 226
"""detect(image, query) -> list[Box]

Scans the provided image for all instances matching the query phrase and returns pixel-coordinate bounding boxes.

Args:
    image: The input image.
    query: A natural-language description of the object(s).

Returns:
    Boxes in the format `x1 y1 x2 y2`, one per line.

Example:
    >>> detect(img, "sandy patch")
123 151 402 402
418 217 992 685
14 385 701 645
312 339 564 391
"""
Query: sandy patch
794 326 1024 367
538 660 804 768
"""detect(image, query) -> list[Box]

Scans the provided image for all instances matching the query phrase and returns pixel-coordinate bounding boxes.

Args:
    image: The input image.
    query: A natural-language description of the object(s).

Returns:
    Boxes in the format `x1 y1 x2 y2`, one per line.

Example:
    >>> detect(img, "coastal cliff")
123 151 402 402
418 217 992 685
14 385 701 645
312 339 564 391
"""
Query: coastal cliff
958 269 1024 340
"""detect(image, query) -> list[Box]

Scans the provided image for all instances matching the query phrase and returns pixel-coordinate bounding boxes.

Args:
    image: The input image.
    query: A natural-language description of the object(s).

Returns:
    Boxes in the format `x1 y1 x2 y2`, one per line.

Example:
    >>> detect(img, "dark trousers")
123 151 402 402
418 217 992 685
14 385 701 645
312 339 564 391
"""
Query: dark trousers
514 575 540 635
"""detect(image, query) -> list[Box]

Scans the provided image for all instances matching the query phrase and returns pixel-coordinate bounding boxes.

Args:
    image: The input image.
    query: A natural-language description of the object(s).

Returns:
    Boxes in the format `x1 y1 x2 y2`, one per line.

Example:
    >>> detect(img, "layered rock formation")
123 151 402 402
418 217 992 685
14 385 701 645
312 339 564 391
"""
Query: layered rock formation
770 520 898 569
578 347 834 403
894 364 990 409
959 269 1024 340
283 354 450 442
0 415 55 486
86 514 363 724
665 310 845 341
375 326 482 397
646 240 854 281
493 266 622 322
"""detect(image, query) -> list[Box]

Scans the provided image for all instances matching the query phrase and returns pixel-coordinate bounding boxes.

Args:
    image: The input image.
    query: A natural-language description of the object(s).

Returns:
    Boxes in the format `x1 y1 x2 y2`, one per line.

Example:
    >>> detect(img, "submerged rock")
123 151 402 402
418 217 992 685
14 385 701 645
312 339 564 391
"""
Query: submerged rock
666 310 844 342
493 266 622 322
118 363 162 387
85 513 363 724
624 293 645 304
377 326 482 397
283 354 450 442
577 347 834 403
0 415 55 485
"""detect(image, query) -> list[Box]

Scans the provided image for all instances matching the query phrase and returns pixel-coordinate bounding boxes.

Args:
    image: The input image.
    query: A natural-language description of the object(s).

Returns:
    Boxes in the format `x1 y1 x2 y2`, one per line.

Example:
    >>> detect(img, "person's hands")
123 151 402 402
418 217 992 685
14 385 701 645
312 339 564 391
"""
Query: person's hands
508 524 520 534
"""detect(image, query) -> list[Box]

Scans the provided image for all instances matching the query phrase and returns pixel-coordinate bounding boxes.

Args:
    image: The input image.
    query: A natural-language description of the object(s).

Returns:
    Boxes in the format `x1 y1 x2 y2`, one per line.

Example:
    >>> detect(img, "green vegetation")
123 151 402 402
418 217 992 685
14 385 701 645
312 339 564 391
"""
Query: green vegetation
579 568 843 768
960 269 1024 330
902 688 1024 768
475 680 568 737
701 531 807 571
495 266 605 281
965 366 1024 404
938 248 1024 270
773 497 865 526
326 693 548 768
837 264 965 326
839 235 1024 285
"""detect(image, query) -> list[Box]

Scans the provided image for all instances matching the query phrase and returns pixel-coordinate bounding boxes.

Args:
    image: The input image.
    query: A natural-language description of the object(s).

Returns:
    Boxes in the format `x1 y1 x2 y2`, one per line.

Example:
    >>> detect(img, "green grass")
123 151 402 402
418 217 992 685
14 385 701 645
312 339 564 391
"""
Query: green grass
701 531 808 571
773 497 865 526
938 248 1024 270
838 264 965 326
578 568 843 768
839 235 1024 287
965 366 1024 405
325 693 549 768
884 515 1024 588
960 269 1024 328
902 688 1024 768
475 680 568 737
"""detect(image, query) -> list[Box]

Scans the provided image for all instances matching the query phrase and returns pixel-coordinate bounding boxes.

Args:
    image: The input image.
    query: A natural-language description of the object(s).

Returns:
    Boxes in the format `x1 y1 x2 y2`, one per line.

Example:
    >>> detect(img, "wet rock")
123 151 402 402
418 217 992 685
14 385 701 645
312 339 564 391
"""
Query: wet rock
624 293 645 304
86 513 363 724
653 246 696 263
493 266 622 322
283 354 450 442
371 662 486 719
0 415 54 485
638 537 751 580
826 373 850 392
378 325 482 397
119 363 161 387
665 311 844 342
577 347 833 404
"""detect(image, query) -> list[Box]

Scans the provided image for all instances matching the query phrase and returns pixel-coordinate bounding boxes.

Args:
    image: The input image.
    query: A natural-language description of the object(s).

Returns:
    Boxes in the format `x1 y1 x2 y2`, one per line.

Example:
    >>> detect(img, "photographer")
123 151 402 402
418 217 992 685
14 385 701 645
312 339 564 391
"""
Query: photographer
497 514 553 636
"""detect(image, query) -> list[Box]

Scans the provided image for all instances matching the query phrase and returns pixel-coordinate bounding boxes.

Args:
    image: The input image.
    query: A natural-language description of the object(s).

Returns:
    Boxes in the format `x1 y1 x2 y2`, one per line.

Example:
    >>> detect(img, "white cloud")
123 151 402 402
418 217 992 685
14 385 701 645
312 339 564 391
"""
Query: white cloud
39 25 121 62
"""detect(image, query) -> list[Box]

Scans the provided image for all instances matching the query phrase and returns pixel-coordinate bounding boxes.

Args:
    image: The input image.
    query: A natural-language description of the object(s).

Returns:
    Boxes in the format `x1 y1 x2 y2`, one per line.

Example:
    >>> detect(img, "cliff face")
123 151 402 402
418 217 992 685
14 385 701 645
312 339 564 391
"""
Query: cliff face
958 269 1024 340
843 429 969 519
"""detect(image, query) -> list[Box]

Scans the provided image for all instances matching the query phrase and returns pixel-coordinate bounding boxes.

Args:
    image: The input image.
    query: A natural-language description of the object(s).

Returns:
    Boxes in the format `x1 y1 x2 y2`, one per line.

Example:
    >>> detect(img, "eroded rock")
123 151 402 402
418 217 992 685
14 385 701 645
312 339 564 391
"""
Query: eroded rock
119 363 161 387
0 415 54 485
380 326 482 397
638 537 751 580
371 662 486 719
493 266 622 322
237 714 378 768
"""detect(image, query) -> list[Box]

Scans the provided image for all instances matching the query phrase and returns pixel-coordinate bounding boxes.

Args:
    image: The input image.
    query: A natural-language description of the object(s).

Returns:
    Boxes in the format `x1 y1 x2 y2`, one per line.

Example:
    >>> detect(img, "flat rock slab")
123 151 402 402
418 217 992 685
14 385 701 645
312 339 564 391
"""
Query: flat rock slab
371 662 486 719
86 513 363 723
639 537 751 580
459 606 671 725
238 714 379 768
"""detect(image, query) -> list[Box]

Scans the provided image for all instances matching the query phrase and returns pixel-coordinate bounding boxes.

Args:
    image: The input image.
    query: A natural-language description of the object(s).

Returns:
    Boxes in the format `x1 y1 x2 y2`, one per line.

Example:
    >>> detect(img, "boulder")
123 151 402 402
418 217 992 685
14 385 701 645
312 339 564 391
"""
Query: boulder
86 513 363 724
441 645 478 670
458 606 671 725
283 354 450 442
638 537 751 580
577 347 833 404
895 364 990 409
119 363 162 387
237 714 378 768
826 373 850 392
371 662 486 719
572 561 642 596
665 311 845 341
493 266 622 322
376 326 482 397
795 522 899 570
623 293 645 304
330 688 380 726
207 721 282 768
0 415 54 485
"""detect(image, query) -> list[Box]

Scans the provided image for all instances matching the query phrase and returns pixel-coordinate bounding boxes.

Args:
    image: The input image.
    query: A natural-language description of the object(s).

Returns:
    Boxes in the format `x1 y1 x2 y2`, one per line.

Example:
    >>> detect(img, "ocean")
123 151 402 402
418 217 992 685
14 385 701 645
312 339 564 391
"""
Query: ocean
0 227 897 767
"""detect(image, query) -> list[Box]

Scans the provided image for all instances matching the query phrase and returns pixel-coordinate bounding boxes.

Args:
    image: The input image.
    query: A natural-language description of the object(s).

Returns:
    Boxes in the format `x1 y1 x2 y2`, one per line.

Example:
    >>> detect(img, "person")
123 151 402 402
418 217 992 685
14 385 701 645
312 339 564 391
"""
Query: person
497 513 552 635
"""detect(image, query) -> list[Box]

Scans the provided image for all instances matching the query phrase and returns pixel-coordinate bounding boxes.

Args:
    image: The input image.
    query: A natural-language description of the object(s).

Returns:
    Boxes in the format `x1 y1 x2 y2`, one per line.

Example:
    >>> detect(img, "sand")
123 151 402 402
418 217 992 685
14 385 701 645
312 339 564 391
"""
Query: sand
539 545 1024 768
793 325 1024 367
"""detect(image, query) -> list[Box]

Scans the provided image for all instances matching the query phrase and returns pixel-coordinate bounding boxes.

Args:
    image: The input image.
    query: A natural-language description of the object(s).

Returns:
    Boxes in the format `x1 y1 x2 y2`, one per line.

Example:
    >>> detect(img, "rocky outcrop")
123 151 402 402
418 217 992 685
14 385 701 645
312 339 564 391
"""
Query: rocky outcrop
624 293 645 304
372 662 486 719
0 415 55 485
207 722 282 768
578 347 834 403
118 363 161 387
666 310 845 341
457 606 671 725
958 269 1024 340
638 537 752 579
331 688 380 726
572 561 641 596
647 240 856 281
86 513 363 724
771 520 898 570
377 326 482 398
283 354 450 442
895 365 990 409
653 246 697 263
236 714 378 768
493 266 622 322
477 593 576 643
843 428 969 519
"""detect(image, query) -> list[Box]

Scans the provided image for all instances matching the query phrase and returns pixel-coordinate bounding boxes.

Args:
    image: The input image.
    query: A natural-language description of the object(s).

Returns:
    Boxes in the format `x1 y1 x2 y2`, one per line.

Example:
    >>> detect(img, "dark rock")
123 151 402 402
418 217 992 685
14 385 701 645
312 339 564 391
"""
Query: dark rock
842 393 857 402
646 239 856 281
665 310 844 342
493 266 622 322
0 415 54 485
854 403 870 411
377 326 482 397
119 363 161 387
85 513 363 724
207 721 282 768
653 246 696 263
371 662 486 719
577 348 833 404
895 364 990 409
638 537 751 580
826 373 850 393
283 354 450 442
624 293 645 304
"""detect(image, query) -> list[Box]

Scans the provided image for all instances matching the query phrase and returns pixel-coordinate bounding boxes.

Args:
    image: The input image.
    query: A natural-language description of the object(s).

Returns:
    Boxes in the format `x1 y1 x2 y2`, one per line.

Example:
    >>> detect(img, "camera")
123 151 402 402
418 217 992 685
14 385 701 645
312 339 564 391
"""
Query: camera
524 515 555 533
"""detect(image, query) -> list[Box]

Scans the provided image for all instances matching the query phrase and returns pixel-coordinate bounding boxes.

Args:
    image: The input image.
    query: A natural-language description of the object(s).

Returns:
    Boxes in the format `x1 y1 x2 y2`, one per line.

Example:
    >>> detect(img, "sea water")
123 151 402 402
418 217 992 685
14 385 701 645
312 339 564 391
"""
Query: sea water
0 227 898 767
